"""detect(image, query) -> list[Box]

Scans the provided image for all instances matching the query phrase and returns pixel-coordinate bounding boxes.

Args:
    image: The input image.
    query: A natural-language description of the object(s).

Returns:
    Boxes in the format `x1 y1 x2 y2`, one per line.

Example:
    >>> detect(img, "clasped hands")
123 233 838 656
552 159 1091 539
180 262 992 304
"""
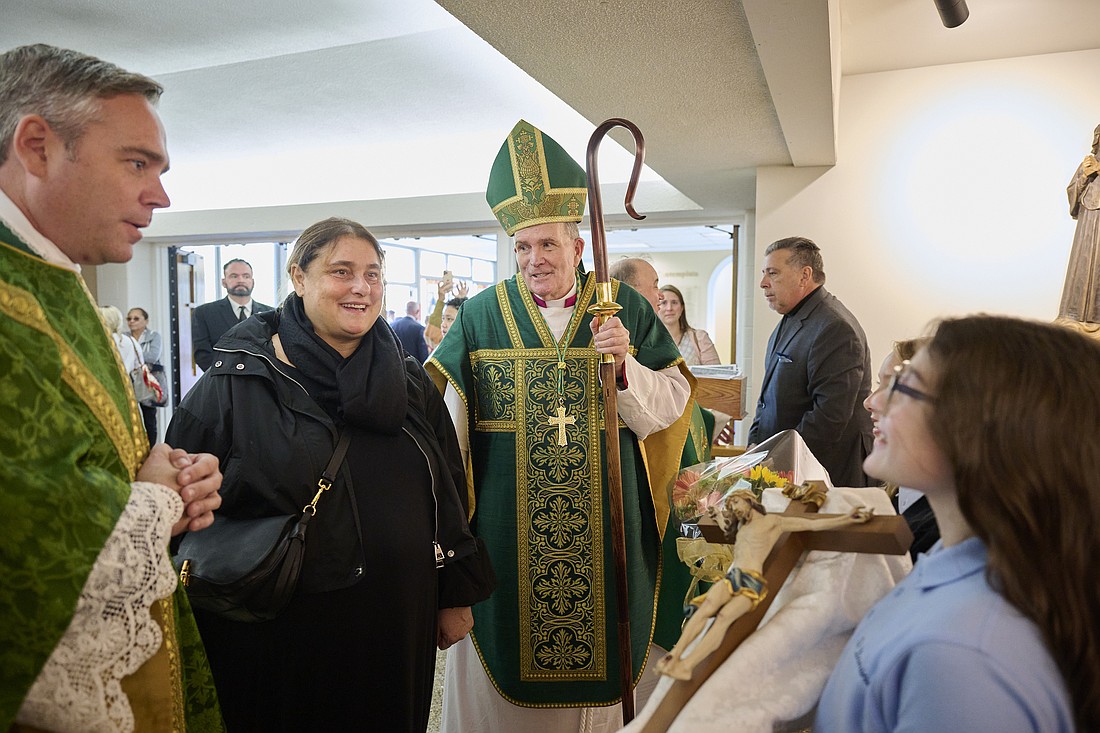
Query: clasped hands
136 443 223 536
1082 154 1100 177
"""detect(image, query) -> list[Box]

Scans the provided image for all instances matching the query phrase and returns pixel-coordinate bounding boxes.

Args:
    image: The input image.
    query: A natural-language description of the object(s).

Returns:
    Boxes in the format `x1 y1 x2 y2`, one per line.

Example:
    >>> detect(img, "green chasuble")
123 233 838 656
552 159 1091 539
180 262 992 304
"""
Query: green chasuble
685 404 715 468
427 271 694 707
0 223 222 731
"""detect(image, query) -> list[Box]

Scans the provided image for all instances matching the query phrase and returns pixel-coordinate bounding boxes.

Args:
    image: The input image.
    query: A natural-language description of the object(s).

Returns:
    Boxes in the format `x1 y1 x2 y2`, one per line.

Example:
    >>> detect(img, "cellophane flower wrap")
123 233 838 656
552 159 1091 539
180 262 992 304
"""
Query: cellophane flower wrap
670 451 793 534
671 452 795 605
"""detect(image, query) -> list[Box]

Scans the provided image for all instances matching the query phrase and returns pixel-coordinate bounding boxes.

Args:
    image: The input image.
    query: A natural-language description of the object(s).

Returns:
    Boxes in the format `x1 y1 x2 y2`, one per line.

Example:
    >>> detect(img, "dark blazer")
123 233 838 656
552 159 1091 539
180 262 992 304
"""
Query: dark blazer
391 315 429 362
748 287 874 487
191 296 274 372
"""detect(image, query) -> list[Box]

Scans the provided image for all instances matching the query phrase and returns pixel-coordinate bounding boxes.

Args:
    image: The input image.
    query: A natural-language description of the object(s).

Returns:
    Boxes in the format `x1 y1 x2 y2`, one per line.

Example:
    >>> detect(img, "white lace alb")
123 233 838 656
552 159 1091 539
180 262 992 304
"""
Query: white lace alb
16 482 183 733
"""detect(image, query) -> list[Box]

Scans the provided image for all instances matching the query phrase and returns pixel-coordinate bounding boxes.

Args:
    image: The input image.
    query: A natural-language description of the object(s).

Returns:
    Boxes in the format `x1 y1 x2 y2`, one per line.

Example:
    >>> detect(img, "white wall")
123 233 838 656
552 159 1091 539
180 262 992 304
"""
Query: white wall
747 47 1100 433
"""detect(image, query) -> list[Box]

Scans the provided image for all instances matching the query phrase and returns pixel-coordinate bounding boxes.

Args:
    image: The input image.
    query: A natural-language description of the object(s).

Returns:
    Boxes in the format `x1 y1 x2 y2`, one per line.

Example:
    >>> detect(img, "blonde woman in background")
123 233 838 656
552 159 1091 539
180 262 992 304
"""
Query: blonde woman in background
128 307 163 446
658 285 720 366
99 305 143 374
100 305 157 447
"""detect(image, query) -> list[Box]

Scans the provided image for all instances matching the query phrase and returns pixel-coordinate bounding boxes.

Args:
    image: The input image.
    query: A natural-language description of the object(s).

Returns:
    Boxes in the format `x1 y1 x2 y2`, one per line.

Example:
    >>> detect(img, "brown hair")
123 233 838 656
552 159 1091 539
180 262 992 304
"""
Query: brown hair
0 44 162 166
287 217 384 276
892 336 929 362
659 284 692 333
927 315 1100 729
222 258 253 275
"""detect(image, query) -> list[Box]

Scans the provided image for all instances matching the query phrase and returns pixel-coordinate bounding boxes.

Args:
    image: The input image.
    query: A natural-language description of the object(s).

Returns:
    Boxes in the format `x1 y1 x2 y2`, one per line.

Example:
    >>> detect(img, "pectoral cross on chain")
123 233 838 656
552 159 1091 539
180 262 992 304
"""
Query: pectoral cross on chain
547 404 576 446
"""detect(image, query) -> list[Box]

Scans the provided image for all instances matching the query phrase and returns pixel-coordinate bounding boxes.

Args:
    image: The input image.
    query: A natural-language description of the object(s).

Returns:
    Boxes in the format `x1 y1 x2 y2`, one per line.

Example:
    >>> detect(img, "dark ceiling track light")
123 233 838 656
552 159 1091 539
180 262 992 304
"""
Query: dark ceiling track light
934 0 970 28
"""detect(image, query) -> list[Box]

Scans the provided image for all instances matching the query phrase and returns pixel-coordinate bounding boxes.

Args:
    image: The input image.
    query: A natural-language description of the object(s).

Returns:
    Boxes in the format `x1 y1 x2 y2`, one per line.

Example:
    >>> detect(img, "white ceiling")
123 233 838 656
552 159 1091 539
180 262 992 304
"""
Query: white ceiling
2 0 1097 251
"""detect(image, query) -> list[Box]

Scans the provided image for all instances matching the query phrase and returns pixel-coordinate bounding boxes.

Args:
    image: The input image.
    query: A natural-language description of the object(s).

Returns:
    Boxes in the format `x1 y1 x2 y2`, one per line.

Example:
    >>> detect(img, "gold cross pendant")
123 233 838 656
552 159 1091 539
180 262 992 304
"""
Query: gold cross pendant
547 405 577 446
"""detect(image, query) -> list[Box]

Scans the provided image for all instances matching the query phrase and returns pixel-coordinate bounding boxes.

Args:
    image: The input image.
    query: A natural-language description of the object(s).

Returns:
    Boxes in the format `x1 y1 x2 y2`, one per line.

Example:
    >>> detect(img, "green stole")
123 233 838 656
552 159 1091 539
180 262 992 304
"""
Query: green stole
428 271 693 707
0 222 222 731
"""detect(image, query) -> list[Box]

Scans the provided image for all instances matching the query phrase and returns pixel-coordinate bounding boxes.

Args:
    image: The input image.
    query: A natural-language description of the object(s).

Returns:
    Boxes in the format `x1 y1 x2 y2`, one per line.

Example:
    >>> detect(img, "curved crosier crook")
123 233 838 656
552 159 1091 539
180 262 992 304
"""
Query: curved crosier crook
584 117 647 725
586 118 648 284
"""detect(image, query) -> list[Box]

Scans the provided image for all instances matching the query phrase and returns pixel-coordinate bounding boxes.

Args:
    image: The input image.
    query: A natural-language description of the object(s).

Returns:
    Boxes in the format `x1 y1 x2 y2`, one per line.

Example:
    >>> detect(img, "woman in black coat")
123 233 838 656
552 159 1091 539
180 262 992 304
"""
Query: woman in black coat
167 217 494 732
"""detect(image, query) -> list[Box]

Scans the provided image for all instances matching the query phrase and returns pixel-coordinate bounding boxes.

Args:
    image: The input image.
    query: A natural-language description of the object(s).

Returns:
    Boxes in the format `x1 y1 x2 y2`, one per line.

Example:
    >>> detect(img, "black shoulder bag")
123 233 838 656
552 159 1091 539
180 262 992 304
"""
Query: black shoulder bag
174 432 352 622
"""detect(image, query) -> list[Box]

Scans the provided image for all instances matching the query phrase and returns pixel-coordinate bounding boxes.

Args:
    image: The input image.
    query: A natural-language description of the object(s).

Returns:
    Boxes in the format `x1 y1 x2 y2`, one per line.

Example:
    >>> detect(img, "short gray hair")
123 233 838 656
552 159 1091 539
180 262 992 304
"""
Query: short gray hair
609 257 644 287
765 236 825 284
0 44 162 166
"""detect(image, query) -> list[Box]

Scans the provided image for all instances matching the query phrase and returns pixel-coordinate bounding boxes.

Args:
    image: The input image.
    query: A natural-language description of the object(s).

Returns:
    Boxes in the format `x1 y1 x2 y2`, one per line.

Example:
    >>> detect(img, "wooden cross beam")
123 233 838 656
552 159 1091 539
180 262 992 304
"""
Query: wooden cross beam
640 485 912 733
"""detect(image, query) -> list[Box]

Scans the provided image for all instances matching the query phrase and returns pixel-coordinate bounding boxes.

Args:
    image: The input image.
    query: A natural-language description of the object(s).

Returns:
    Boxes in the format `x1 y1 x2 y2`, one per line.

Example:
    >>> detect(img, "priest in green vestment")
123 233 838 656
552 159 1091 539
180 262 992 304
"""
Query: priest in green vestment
0 44 223 731
429 120 696 729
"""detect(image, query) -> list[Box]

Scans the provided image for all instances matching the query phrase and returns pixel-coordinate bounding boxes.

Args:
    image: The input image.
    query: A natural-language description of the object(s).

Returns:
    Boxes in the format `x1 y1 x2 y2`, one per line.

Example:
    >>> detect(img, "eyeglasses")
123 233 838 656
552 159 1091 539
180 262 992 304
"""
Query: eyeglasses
886 360 935 407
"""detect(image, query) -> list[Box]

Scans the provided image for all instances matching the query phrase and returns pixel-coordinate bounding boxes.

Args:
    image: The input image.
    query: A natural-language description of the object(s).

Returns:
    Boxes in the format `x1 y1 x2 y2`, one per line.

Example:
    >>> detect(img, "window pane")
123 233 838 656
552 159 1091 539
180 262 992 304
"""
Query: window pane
472 259 495 283
420 251 446 278
447 256 472 279
188 242 281 307
383 245 415 284
386 284 415 317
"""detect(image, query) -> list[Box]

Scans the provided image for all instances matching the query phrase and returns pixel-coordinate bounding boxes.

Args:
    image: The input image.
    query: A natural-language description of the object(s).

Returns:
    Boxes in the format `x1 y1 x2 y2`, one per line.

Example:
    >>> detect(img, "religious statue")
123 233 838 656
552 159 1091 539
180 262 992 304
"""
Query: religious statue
1058 122 1100 334
656 489 872 681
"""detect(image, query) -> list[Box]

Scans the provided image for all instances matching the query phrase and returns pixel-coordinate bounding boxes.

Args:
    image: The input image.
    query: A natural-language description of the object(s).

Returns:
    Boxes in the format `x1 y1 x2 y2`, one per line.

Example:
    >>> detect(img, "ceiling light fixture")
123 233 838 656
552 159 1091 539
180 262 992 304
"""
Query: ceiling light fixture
934 0 969 28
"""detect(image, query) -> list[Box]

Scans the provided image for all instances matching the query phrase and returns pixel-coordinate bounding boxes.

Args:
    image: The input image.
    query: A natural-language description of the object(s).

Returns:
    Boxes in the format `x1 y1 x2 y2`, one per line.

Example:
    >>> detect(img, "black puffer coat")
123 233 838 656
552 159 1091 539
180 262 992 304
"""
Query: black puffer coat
167 310 494 605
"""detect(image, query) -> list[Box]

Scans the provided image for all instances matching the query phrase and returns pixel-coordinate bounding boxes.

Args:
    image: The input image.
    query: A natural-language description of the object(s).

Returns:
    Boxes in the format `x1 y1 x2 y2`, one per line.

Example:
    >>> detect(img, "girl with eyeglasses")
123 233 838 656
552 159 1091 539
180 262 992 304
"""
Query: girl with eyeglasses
815 315 1096 732
863 338 940 560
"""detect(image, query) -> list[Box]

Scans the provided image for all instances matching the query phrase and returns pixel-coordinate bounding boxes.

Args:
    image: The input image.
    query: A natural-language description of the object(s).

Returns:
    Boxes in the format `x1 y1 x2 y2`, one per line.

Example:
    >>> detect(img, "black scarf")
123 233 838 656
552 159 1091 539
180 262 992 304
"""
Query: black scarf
277 293 407 433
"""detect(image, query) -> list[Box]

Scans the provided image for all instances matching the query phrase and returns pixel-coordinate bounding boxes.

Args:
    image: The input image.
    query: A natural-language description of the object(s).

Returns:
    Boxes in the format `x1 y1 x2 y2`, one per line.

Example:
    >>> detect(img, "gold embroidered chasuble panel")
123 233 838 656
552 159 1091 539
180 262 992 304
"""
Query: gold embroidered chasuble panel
469 276 634 682
427 270 693 705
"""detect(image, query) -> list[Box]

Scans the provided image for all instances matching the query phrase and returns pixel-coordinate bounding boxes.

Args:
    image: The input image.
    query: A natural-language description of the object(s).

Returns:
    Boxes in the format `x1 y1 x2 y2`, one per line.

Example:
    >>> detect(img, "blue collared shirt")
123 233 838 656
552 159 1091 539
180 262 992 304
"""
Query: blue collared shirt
815 536 1074 732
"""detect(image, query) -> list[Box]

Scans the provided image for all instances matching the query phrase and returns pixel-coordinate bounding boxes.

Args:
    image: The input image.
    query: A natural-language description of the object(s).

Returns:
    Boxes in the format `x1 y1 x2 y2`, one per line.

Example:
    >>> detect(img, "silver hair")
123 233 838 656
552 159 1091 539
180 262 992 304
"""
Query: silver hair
0 44 162 166
764 236 826 284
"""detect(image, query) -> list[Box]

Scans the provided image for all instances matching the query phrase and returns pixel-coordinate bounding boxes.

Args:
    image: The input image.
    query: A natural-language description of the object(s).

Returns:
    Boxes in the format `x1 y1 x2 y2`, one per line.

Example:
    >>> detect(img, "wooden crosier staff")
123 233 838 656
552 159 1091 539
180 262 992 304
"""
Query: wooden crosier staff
585 118 647 724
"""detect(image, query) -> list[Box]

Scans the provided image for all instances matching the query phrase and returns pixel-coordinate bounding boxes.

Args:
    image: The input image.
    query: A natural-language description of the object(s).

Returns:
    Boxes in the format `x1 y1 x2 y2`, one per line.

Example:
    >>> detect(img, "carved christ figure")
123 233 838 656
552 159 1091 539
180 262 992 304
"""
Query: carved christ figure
1059 123 1100 324
656 490 872 681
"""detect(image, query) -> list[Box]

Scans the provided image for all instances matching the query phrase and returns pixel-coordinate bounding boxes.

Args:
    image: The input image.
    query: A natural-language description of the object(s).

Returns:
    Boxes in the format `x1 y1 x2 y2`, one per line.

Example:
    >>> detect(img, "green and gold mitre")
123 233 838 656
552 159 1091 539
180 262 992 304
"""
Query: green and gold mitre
486 119 587 236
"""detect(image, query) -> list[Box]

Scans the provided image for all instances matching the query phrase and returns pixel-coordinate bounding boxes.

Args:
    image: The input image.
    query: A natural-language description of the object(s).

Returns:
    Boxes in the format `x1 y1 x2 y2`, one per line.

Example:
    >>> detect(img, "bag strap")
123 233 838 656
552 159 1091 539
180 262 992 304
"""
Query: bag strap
302 431 352 516
128 335 144 366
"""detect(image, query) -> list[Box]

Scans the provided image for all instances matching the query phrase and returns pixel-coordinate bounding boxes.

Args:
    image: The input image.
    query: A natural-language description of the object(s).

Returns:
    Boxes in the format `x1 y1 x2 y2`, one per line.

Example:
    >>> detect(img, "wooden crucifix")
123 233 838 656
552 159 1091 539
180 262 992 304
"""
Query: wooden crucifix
640 481 912 733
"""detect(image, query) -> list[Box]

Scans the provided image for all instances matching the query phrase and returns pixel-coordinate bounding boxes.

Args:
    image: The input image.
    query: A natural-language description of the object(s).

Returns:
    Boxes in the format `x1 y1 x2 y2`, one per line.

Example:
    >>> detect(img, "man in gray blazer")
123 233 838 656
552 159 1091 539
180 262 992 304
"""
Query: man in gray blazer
747 237 874 487
191 258 273 371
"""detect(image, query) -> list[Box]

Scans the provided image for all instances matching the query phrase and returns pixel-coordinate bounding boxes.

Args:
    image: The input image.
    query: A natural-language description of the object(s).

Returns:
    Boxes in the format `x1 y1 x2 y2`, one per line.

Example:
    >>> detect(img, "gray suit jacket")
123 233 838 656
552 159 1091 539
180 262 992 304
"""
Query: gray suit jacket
191 296 274 371
747 287 874 487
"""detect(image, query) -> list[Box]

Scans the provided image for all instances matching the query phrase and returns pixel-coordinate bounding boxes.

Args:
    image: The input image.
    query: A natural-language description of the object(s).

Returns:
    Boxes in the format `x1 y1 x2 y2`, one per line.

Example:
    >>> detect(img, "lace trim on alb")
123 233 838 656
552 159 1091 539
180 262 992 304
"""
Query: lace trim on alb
16 482 183 733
